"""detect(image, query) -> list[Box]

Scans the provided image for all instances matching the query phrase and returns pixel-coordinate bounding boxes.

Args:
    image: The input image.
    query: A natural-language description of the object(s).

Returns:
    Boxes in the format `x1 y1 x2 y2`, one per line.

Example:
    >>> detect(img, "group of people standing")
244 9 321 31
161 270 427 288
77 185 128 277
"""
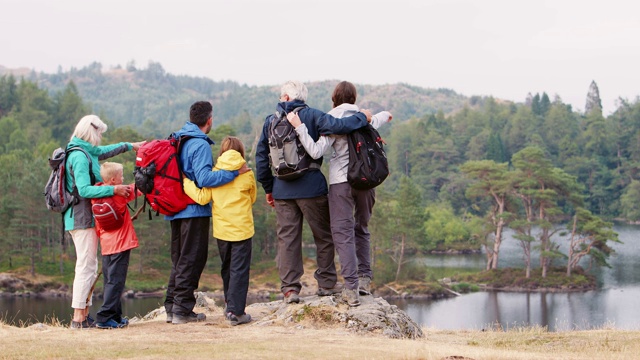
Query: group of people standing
256 81 391 307
63 80 391 329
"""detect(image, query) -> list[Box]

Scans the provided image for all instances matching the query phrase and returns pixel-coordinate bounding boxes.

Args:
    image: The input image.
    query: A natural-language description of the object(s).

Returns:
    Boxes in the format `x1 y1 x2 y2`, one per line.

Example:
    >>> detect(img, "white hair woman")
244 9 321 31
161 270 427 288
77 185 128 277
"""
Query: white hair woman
64 115 144 329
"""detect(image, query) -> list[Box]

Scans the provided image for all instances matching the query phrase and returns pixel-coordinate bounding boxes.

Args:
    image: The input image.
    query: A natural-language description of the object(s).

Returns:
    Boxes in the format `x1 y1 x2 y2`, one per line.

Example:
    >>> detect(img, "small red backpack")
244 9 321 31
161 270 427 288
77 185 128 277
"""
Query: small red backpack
133 134 195 216
92 196 125 231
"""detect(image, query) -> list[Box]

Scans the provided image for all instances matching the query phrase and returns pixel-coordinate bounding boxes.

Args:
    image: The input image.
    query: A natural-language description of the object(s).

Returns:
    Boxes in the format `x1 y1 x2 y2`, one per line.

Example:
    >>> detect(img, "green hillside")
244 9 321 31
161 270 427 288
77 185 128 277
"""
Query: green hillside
1 62 474 137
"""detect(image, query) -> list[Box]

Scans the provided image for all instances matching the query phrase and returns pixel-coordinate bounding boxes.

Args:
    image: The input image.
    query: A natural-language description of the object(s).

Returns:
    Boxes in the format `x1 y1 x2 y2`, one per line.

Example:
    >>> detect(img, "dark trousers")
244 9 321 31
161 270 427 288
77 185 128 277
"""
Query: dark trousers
274 196 337 294
164 217 210 316
218 238 252 316
96 250 130 323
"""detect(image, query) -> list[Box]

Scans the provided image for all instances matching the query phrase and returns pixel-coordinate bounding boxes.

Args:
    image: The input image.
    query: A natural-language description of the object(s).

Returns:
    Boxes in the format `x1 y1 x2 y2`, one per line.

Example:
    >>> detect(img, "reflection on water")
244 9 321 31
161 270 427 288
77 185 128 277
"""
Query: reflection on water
389 286 640 331
2 225 639 330
0 296 166 326
391 224 640 331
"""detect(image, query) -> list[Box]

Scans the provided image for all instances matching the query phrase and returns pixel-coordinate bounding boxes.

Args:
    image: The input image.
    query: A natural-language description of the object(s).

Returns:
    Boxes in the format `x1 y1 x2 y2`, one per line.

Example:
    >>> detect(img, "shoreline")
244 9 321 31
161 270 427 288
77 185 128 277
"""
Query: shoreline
0 266 599 301
0 284 597 300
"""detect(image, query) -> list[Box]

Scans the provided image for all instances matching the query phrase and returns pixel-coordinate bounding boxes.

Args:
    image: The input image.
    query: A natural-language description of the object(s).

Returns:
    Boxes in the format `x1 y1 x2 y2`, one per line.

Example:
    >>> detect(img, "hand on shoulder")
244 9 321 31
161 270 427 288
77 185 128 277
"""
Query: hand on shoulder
286 112 302 128
360 109 373 123
238 163 251 174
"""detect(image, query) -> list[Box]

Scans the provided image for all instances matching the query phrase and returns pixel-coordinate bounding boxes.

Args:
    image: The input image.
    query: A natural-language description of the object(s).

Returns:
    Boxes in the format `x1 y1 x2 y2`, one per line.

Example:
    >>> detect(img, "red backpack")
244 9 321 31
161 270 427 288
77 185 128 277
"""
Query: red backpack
133 134 195 216
92 195 126 231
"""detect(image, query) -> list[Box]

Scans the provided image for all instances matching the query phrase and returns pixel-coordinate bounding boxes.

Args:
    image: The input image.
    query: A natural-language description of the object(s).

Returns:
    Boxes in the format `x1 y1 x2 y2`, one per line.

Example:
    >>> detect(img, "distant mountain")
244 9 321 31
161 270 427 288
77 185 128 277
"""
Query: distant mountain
1 62 479 137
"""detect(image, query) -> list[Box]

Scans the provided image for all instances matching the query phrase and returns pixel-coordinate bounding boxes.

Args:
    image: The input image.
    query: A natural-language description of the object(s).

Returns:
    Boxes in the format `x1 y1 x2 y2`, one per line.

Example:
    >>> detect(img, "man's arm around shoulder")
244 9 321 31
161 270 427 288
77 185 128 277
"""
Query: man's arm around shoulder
316 109 372 135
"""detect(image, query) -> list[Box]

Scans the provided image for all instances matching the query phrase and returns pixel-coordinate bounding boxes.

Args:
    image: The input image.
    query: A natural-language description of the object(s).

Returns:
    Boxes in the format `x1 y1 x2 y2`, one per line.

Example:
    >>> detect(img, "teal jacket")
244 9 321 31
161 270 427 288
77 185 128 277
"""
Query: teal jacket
63 137 132 231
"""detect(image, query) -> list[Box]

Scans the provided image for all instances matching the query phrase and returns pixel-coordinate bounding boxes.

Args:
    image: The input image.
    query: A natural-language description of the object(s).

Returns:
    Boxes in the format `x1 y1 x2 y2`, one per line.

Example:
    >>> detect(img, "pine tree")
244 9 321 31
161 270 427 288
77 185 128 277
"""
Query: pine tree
585 80 602 115
486 133 506 163
531 93 541 115
540 92 551 115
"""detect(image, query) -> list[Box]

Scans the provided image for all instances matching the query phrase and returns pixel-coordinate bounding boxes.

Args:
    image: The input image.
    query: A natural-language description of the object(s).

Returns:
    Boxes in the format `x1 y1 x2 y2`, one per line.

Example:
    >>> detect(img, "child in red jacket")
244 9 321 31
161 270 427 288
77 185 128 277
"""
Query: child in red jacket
92 162 140 329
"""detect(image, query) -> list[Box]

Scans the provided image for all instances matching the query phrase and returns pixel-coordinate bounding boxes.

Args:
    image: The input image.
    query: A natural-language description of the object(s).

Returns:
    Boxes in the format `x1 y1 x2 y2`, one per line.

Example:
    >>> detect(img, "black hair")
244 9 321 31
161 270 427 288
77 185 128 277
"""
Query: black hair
189 101 213 126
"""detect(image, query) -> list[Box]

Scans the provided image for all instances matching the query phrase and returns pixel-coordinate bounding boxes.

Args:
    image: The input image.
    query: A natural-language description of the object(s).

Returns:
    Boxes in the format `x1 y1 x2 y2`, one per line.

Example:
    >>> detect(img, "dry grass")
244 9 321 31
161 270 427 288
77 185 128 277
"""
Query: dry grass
1 316 639 360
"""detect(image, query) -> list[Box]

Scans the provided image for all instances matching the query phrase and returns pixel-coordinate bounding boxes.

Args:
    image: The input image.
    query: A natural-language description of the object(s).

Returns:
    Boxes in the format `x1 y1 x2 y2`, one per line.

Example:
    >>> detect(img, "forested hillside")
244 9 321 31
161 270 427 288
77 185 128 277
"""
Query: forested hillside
0 62 471 138
0 63 636 286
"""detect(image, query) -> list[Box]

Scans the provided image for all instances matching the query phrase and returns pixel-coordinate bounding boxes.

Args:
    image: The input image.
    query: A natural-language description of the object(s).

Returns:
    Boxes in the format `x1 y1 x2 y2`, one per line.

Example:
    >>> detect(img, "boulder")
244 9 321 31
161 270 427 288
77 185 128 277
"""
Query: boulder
249 293 423 339
140 292 423 339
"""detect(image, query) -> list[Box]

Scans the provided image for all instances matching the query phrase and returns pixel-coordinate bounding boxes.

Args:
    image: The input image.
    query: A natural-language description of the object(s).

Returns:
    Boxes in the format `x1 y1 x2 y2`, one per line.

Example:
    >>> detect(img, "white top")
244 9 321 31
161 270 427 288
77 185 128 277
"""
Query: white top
294 103 391 185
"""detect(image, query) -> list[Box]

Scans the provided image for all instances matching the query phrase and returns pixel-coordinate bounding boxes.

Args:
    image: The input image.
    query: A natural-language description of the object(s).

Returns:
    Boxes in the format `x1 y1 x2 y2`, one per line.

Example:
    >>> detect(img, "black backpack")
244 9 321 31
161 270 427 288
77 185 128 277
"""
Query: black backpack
268 106 321 181
346 124 389 190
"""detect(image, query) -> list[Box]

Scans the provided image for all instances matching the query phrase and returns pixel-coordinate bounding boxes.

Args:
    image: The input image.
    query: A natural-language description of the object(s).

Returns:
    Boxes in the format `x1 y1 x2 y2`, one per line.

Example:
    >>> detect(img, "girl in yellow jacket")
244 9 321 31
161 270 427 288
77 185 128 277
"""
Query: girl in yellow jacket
183 136 256 326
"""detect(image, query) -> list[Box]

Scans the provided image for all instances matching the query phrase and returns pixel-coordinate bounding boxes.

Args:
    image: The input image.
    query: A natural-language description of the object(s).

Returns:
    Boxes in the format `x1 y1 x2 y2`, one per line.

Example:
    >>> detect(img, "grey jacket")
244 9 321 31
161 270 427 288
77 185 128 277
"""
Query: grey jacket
294 104 391 185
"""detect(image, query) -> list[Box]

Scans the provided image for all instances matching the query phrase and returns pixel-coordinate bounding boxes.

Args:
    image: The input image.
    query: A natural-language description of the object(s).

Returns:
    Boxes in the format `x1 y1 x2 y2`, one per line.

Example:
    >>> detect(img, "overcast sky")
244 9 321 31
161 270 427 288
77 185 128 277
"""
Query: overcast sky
2 0 639 115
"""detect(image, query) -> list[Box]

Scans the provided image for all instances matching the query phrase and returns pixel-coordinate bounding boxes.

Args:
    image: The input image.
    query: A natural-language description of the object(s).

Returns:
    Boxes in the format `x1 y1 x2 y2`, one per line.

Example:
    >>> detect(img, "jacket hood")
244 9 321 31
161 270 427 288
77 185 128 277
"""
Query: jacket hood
215 150 246 171
330 103 360 118
276 100 308 115
173 122 215 145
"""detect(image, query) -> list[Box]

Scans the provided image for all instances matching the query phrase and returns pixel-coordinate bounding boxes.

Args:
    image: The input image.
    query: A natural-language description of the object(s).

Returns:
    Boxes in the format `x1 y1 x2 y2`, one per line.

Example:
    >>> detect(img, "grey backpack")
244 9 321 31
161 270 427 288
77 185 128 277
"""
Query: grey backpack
267 106 320 181
44 146 94 213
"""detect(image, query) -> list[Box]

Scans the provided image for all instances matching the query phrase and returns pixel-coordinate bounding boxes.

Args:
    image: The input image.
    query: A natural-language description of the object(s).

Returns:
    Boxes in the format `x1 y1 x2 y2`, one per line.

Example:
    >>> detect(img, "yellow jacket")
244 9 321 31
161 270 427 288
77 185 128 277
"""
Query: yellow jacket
183 150 256 241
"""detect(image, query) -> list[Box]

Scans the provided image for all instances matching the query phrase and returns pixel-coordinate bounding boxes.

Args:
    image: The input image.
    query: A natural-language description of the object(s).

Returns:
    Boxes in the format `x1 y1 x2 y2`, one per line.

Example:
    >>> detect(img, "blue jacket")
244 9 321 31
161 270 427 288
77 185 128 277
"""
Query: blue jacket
255 100 368 199
165 122 238 220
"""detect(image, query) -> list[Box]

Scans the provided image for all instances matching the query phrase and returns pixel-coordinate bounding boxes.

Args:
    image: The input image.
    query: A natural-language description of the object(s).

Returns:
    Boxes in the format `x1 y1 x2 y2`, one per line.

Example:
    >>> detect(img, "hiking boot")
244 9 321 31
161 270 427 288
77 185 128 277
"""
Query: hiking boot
166 312 173 323
70 319 95 330
172 312 206 325
358 276 372 296
96 319 126 329
226 312 252 326
341 288 361 307
284 290 300 304
316 283 343 296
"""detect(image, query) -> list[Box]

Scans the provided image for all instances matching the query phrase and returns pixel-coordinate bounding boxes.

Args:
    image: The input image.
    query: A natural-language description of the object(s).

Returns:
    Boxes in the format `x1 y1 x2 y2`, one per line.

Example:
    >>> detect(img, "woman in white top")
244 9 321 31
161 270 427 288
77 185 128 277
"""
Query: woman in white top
287 81 391 306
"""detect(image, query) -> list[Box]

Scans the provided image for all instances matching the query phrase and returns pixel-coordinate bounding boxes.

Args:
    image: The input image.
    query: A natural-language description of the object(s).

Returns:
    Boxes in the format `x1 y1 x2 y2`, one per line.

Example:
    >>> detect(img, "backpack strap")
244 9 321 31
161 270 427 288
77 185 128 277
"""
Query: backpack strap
66 146 96 186
291 106 306 115
274 105 307 120
172 134 195 194
65 146 96 219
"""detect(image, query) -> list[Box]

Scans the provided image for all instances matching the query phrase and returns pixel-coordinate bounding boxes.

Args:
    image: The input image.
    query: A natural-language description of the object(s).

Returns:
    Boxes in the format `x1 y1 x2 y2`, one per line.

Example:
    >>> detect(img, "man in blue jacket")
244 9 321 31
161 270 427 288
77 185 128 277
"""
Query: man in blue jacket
256 81 371 304
164 101 246 324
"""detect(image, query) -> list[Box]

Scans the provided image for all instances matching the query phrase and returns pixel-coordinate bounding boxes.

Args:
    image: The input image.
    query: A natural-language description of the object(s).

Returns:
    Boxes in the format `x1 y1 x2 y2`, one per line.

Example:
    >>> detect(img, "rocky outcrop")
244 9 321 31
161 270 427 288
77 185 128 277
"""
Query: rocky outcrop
0 273 68 298
252 294 424 339
0 273 27 293
141 292 423 339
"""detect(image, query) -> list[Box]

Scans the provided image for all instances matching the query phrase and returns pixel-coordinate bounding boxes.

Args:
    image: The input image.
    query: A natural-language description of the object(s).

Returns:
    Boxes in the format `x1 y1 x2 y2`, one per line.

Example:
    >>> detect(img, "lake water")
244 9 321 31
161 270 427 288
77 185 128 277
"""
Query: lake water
2 225 639 331
0 296 166 326
388 223 640 331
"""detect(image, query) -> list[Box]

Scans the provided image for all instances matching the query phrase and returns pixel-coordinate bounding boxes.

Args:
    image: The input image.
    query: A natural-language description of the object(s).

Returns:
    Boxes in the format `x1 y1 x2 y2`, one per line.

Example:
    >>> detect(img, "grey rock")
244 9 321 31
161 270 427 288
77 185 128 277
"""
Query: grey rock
249 293 423 339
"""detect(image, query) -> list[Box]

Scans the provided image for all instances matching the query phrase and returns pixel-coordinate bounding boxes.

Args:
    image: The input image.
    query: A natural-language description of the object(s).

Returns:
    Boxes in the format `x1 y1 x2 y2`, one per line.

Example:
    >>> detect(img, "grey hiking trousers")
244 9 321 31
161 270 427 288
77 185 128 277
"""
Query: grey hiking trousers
328 182 375 290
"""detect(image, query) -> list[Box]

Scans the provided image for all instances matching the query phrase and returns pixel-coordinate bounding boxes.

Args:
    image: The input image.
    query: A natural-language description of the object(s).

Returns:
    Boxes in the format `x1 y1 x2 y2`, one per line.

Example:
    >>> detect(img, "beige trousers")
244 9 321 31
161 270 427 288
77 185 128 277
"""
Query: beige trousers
69 228 99 309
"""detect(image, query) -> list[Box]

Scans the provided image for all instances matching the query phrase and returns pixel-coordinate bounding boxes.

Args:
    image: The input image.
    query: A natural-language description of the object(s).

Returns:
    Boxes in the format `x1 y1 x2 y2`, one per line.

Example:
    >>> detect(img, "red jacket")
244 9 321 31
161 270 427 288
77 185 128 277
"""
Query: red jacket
94 183 140 255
